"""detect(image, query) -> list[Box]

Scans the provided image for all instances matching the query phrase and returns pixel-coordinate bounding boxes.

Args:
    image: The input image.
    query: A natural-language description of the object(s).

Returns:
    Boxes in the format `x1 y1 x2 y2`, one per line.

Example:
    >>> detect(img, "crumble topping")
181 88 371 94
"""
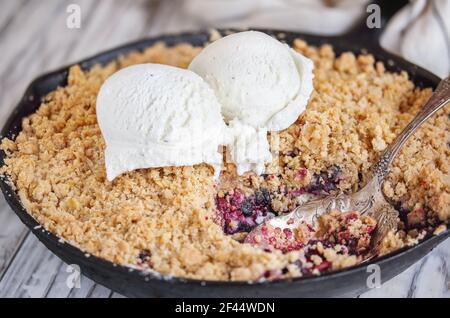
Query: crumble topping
1 39 449 281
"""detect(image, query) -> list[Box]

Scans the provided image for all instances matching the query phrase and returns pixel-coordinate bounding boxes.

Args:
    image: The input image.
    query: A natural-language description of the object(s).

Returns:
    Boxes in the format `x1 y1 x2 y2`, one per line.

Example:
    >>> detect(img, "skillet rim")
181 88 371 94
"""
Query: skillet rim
0 28 448 289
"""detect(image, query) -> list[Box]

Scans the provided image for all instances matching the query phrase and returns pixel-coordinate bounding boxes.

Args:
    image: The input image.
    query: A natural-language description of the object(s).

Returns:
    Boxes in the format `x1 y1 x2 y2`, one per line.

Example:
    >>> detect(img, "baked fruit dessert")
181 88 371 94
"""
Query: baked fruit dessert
1 33 449 281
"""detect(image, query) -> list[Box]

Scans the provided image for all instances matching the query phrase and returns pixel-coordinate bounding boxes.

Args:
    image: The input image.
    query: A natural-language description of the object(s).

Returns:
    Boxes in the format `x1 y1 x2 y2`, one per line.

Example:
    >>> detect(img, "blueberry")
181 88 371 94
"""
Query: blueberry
240 200 254 216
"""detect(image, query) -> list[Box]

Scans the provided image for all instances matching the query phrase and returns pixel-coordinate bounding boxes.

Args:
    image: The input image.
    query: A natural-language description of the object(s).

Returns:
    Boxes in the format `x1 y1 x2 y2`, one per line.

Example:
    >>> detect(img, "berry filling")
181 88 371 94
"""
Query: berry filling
305 165 342 195
257 211 377 279
317 211 376 255
137 250 152 268
215 188 275 235
215 167 344 235
211 166 377 277
246 211 376 257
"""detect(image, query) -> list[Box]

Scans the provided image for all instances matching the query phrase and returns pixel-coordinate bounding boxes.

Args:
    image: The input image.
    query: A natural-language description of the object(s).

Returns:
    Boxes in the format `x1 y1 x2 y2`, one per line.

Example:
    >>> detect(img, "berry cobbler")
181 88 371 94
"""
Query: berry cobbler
1 37 449 281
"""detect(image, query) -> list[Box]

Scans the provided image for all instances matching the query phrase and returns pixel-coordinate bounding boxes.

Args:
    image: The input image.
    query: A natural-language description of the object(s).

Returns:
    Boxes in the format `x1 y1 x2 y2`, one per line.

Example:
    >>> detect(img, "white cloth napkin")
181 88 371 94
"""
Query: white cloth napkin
182 0 450 77
183 0 370 36
380 0 450 78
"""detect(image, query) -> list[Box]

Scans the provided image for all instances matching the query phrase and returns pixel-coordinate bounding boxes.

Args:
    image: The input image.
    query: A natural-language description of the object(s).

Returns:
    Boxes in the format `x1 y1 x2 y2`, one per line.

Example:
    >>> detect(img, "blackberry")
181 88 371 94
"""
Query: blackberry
237 221 253 233
307 165 342 194
255 188 271 206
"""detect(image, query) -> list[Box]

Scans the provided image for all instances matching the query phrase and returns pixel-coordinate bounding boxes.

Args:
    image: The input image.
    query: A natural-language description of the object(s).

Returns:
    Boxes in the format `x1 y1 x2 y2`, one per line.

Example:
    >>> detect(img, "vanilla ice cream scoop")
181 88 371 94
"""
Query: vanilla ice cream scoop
189 31 314 174
96 64 227 181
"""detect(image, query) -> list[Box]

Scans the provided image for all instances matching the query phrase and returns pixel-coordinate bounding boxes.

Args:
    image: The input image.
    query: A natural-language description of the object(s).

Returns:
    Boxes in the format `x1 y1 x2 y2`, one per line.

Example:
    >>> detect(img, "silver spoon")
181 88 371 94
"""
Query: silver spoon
245 76 450 258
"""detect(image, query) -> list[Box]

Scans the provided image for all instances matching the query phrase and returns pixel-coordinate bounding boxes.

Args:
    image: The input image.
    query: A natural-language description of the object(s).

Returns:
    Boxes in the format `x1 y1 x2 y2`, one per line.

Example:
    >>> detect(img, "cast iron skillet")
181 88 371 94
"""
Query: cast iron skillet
1 7 449 298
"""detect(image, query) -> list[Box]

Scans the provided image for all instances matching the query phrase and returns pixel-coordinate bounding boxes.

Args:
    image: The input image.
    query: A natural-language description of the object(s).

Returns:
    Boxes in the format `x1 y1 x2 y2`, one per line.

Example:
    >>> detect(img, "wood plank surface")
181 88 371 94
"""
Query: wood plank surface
0 0 448 298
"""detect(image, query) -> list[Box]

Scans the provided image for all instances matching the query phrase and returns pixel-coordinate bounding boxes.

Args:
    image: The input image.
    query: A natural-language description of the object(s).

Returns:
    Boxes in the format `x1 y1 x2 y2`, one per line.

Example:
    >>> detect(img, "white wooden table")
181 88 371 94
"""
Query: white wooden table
0 0 448 298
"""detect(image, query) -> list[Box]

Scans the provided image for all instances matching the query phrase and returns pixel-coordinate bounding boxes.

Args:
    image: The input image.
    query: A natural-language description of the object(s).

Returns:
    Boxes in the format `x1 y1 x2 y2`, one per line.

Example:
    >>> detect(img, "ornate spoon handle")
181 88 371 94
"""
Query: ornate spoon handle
246 77 449 255
373 76 450 182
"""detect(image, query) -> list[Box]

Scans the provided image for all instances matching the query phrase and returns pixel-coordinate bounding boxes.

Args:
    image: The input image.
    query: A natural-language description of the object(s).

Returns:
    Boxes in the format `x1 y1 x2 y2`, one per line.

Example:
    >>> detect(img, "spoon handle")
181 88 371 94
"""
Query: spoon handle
373 76 450 182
